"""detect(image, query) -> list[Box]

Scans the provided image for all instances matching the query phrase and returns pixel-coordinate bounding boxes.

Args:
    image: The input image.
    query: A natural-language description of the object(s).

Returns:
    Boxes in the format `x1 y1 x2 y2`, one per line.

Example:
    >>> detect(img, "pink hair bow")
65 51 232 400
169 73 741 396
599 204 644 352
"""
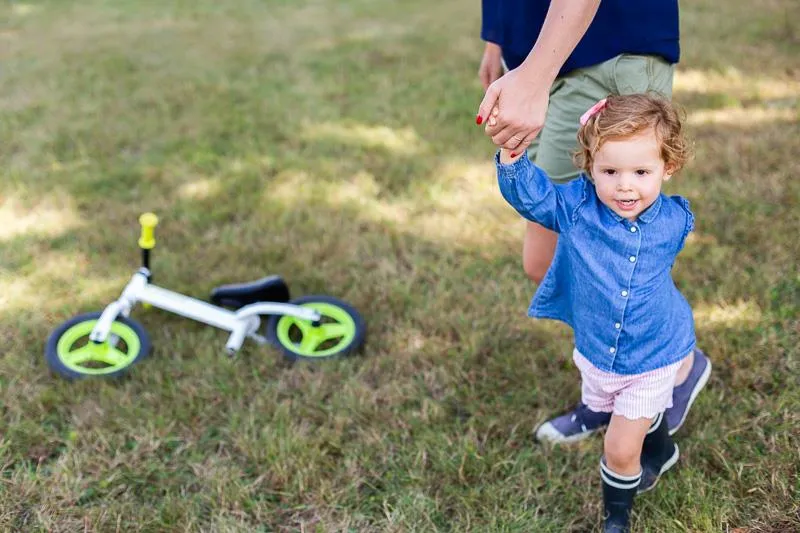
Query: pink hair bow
579 98 608 126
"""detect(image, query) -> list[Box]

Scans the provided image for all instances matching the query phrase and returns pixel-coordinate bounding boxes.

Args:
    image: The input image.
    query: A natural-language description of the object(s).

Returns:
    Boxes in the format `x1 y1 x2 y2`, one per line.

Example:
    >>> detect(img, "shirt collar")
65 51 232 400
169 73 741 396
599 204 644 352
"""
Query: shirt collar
636 195 663 224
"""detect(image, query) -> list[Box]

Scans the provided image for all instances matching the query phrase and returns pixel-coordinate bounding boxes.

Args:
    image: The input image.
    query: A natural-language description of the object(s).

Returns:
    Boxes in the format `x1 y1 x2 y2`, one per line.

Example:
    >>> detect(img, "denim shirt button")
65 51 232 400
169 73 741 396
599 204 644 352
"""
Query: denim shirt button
629 256 636 262
630 226 637 233
621 290 628 297
609 347 616 354
615 322 621 329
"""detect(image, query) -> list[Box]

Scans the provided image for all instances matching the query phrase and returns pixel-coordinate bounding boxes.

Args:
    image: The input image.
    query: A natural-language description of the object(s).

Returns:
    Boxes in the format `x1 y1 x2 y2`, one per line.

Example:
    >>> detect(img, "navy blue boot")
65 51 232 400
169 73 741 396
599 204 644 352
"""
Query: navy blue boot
600 459 641 532
639 411 680 493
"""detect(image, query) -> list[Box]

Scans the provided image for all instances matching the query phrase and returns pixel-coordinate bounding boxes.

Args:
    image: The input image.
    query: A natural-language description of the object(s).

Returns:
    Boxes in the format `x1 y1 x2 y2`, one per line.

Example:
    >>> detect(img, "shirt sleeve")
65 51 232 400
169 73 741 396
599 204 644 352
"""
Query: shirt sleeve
496 151 584 233
481 0 502 44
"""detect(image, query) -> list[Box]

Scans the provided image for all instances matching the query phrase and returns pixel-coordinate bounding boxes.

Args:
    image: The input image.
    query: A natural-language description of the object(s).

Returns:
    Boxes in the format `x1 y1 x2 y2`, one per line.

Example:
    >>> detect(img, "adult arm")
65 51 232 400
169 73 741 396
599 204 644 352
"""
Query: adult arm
479 0 504 90
477 0 600 151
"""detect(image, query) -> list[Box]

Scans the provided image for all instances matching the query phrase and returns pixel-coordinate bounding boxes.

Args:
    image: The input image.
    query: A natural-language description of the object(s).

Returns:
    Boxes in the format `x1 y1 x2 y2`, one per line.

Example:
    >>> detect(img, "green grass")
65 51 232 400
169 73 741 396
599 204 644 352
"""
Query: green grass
1 0 799 531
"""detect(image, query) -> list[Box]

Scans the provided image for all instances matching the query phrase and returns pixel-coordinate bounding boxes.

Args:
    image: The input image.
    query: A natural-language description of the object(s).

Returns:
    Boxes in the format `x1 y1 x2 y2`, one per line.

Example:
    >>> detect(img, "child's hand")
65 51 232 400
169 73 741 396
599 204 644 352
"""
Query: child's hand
485 105 500 129
499 147 524 164
490 106 524 164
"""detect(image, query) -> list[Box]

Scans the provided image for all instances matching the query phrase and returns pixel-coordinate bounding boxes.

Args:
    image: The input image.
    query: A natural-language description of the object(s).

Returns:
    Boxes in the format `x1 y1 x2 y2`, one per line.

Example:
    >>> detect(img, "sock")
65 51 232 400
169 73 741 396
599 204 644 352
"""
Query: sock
600 458 640 532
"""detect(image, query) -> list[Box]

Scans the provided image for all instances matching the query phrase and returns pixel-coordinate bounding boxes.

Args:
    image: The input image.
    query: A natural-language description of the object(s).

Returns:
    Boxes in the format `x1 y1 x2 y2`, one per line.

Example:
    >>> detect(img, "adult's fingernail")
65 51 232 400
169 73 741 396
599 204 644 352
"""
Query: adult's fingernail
510 152 517 158
475 114 483 125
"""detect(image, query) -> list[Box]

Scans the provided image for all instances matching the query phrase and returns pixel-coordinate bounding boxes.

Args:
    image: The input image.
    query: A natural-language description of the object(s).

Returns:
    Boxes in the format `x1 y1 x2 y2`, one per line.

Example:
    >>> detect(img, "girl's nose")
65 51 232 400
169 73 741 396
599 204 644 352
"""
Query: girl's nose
617 174 634 190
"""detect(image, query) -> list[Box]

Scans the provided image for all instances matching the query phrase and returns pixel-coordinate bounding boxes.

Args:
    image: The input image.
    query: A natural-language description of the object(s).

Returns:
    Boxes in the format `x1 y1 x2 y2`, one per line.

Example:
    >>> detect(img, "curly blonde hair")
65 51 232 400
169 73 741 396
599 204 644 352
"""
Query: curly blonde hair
574 93 691 176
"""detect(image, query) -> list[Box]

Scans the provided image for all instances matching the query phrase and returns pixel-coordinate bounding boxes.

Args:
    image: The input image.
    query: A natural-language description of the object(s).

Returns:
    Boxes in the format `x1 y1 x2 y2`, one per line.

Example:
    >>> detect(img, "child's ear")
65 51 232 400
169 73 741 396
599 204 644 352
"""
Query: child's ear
663 163 677 181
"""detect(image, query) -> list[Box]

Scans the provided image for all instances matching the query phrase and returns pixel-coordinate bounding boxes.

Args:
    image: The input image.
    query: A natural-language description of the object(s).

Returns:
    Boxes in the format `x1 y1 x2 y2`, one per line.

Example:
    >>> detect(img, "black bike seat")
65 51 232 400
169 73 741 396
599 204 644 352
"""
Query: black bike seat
210 275 291 309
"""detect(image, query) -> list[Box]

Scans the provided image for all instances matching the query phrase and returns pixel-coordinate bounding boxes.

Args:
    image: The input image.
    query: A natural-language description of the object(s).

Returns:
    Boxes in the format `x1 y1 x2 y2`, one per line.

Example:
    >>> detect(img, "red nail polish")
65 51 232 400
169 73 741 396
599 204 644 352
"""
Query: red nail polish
476 115 483 125
510 152 517 158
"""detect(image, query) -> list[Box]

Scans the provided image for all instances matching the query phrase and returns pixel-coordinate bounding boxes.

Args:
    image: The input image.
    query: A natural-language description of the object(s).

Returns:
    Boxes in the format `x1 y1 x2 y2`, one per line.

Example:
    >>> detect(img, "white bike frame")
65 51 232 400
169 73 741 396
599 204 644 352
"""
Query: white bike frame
89 268 322 355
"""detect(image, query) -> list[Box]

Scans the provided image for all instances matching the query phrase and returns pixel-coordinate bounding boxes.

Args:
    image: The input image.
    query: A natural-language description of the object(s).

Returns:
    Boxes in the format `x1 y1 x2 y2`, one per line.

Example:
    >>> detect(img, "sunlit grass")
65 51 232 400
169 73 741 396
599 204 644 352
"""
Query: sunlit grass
687 107 798 126
263 156 514 250
0 196 84 241
675 68 800 102
301 122 426 156
692 300 763 327
10 3 40 17
176 177 221 200
0 249 125 314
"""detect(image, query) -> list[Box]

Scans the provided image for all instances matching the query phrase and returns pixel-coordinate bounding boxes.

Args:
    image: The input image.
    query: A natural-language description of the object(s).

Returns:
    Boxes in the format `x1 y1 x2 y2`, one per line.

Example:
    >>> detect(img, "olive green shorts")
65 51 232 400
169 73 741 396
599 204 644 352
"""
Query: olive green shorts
528 54 675 183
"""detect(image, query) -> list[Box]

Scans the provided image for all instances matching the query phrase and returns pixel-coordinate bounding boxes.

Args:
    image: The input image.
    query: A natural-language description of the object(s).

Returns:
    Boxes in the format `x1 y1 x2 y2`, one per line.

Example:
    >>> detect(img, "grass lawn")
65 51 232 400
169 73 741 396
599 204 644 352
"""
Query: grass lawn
1 0 798 531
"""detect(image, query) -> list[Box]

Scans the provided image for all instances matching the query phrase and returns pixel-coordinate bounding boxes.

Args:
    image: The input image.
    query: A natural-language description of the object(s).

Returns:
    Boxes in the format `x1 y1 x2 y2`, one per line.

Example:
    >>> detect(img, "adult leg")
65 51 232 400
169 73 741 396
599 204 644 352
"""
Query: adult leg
522 222 558 284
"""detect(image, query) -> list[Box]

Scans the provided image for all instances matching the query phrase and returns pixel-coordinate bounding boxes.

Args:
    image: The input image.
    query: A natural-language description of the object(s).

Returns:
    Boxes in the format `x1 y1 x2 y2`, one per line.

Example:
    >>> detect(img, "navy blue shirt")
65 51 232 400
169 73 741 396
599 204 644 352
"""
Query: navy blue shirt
481 0 680 75
496 153 696 375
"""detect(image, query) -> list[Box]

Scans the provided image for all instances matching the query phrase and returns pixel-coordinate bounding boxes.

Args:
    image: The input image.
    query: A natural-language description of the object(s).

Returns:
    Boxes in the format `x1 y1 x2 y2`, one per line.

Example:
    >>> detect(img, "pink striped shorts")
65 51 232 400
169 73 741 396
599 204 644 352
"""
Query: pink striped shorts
573 348 687 420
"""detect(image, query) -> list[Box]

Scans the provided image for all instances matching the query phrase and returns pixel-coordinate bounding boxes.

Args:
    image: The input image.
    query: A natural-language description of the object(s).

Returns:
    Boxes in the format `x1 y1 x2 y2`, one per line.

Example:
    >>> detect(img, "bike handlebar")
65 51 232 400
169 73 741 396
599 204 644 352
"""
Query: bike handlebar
138 213 159 250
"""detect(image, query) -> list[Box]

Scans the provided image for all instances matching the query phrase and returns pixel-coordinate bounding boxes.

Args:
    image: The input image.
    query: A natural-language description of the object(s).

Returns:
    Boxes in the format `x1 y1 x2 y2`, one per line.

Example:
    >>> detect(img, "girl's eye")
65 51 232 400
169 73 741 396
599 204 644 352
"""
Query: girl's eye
604 169 616 175
636 169 649 176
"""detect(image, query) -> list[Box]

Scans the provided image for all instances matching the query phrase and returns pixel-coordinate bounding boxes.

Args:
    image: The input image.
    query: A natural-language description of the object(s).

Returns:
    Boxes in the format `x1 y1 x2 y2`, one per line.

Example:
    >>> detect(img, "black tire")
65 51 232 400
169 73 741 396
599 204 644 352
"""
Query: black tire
265 295 365 362
45 311 151 380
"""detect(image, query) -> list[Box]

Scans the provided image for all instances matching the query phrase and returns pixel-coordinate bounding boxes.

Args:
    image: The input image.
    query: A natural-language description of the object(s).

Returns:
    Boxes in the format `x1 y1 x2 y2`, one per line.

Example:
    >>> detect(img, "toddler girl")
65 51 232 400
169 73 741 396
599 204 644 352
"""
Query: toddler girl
495 94 694 531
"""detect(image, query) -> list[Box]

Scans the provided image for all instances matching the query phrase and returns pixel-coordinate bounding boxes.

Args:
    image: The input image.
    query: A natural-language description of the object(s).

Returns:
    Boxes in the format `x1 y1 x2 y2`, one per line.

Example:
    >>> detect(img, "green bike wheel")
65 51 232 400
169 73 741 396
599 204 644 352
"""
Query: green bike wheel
45 312 151 380
265 295 365 362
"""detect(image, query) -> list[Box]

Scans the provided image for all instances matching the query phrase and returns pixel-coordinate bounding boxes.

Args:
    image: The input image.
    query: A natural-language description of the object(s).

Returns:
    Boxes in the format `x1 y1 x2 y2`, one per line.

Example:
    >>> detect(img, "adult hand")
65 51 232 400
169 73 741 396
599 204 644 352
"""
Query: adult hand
478 42 504 91
477 66 550 152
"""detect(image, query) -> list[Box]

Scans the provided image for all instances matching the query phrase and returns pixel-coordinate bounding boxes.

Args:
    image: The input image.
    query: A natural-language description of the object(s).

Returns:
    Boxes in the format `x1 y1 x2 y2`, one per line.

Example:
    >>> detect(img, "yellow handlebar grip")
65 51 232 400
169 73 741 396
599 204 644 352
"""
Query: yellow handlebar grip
138 213 159 249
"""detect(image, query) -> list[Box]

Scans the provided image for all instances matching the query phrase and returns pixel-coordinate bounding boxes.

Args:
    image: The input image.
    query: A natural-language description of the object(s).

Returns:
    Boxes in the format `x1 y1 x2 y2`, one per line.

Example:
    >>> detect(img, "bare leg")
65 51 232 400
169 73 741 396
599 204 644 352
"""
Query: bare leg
604 415 652 476
522 221 558 284
674 350 694 386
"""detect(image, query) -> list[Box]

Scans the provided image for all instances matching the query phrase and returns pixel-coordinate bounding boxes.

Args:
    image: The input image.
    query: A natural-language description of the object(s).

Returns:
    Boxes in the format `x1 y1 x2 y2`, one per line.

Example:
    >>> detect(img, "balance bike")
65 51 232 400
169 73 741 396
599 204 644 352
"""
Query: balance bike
44 213 366 379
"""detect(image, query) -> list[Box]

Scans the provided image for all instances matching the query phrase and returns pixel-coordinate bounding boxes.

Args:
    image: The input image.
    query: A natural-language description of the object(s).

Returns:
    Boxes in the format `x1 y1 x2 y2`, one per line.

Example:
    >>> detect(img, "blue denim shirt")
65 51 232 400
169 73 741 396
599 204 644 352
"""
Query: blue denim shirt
496 153 696 375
